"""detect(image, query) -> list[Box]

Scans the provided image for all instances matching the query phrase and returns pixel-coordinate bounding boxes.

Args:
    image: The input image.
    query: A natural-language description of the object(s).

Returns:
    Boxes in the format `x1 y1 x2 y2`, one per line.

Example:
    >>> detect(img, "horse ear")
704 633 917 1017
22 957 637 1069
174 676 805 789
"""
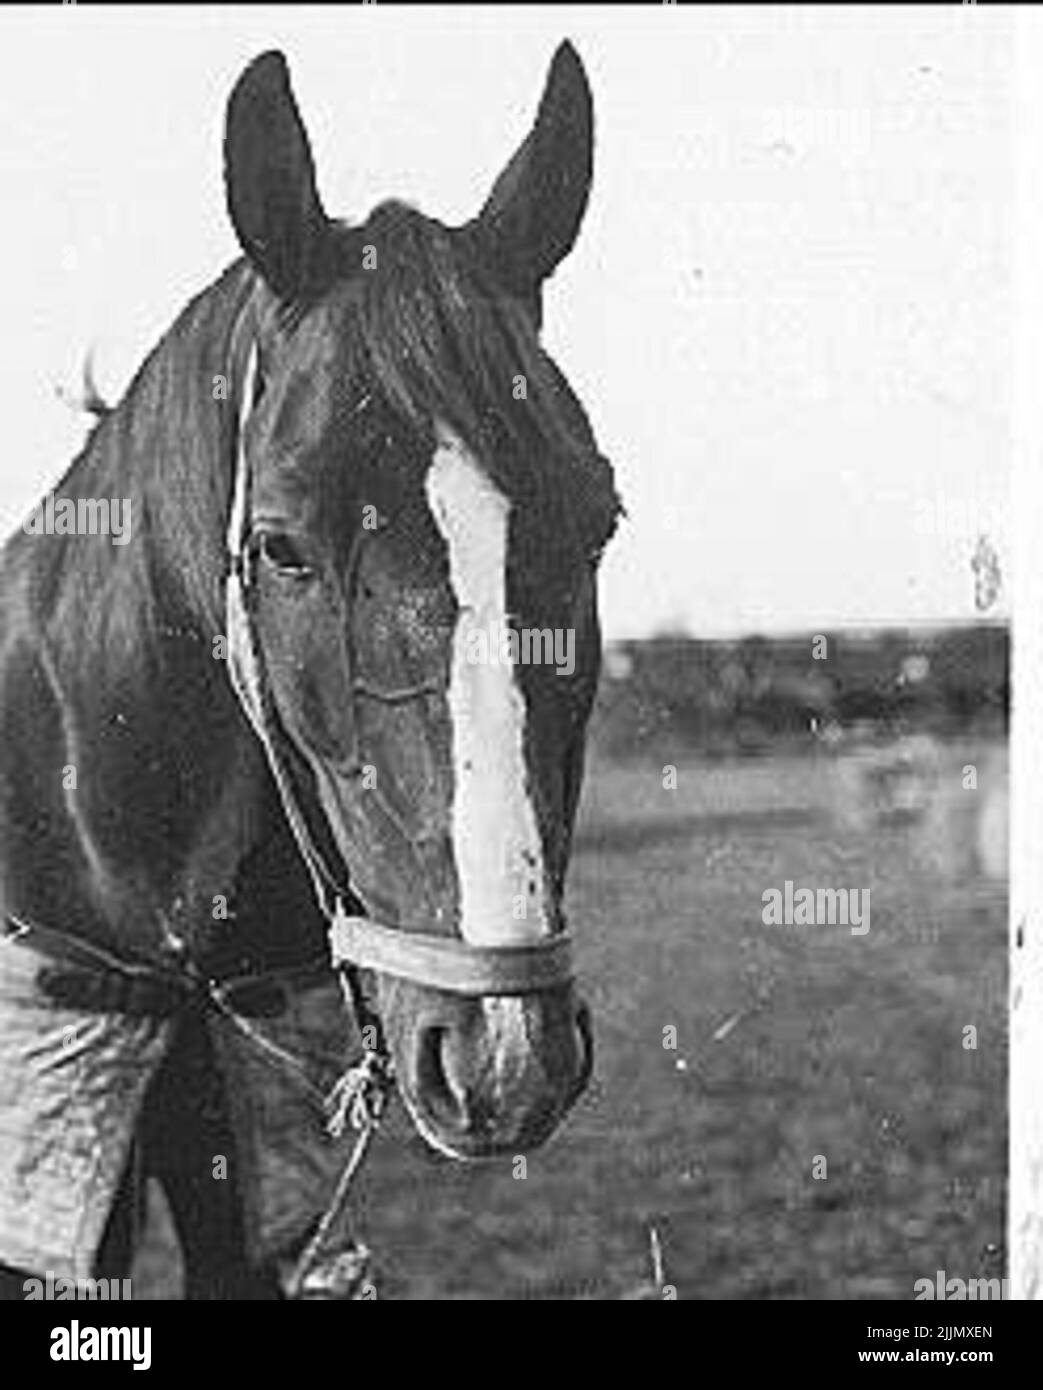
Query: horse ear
473 41 593 292
224 51 328 300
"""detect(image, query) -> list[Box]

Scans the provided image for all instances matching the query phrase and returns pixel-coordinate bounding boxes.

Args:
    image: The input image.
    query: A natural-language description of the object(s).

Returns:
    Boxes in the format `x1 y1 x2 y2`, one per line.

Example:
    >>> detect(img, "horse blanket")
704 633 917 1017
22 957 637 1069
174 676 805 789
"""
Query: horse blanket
0 933 364 1285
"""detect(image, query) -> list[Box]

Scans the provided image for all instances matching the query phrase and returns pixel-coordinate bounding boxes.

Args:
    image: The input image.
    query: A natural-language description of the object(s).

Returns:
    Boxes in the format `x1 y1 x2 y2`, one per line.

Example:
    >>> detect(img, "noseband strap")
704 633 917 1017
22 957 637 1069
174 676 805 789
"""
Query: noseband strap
329 911 573 995
225 338 574 1000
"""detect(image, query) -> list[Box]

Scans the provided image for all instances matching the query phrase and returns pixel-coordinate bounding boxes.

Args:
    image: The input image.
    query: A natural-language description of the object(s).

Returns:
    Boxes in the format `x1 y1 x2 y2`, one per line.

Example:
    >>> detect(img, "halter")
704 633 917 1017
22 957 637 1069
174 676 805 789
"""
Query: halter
224 341 576 1000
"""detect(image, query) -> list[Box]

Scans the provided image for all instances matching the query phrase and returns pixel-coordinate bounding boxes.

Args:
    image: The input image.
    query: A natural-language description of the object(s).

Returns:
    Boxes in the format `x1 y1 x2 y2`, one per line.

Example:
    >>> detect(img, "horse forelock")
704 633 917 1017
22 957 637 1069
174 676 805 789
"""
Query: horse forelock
256 204 622 568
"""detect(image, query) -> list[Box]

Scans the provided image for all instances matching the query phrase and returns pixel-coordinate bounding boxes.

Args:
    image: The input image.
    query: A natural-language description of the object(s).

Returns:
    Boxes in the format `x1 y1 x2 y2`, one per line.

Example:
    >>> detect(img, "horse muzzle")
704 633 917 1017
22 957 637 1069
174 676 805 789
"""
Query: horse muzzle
328 909 592 1158
375 975 593 1160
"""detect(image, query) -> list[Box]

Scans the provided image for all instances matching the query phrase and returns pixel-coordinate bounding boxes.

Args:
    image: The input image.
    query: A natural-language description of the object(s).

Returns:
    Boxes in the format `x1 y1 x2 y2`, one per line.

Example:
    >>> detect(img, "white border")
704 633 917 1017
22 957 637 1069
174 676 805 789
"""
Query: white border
1012 8 1043 1302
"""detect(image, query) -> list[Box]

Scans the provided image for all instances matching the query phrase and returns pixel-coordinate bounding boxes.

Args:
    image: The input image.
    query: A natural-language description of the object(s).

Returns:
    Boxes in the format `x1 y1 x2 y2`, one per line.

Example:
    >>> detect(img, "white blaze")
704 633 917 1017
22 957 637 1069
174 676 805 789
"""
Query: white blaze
425 422 549 945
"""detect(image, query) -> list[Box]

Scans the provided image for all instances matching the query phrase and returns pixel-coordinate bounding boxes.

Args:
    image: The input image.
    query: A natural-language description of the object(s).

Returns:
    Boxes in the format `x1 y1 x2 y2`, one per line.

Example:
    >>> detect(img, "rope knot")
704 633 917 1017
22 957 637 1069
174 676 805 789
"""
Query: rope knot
324 1048 392 1139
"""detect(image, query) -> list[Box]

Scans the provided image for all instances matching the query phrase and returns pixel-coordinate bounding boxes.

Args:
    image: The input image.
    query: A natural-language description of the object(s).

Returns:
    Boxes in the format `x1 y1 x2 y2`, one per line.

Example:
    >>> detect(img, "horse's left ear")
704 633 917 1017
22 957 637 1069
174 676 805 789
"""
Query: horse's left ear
224 50 328 300
471 41 593 294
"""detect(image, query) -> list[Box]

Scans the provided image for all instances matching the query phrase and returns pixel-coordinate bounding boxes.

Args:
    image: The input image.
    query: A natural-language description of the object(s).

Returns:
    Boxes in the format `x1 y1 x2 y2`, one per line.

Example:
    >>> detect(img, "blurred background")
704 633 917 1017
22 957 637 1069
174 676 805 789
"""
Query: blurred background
136 623 1009 1299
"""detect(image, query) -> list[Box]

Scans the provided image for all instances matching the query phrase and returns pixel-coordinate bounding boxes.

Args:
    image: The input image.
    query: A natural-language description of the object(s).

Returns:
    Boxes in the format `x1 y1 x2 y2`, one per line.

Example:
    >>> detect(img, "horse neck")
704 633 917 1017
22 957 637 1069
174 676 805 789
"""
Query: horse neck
2 262 279 963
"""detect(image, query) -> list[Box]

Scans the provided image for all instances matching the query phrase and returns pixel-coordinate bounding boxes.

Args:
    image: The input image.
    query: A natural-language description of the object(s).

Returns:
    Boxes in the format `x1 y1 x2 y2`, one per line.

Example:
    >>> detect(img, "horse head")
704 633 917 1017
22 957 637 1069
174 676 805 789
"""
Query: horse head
220 45 620 1159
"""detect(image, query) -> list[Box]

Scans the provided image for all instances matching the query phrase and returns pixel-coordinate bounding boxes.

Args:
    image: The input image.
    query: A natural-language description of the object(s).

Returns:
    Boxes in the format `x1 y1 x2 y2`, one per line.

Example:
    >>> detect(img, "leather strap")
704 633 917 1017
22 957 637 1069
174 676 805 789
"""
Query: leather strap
329 912 573 995
3 912 331 1019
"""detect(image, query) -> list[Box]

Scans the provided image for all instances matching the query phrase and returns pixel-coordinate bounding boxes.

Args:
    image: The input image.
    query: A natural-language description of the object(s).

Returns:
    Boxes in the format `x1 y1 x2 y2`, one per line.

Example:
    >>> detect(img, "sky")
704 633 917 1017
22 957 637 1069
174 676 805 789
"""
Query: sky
0 5 1012 638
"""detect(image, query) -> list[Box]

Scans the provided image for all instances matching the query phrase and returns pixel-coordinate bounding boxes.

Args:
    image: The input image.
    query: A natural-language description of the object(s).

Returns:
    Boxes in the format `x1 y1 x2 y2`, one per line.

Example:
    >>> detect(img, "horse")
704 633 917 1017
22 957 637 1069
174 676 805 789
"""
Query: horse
0 42 621 1299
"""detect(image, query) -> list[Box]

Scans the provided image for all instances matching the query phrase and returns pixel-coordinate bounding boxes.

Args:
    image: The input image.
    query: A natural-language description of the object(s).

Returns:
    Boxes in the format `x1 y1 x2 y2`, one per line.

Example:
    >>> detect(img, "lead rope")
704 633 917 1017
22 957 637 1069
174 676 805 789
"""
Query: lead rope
281 1042 389 1299
225 340 392 1298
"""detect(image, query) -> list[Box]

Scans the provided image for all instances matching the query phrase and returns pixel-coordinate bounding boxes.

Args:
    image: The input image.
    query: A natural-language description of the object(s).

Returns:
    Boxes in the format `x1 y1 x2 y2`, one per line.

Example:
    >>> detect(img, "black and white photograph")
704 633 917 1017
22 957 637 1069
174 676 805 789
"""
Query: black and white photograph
0 0 1032 1346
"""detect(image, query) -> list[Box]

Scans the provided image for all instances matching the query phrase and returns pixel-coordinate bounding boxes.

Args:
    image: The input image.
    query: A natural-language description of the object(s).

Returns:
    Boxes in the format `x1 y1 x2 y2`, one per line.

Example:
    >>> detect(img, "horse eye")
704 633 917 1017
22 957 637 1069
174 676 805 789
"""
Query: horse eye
257 531 314 579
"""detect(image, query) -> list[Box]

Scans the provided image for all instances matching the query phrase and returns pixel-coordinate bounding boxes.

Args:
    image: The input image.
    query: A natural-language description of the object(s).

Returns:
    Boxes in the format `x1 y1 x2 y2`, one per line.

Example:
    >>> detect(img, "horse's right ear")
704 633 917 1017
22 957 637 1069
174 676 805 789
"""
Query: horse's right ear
470 41 594 297
224 51 328 301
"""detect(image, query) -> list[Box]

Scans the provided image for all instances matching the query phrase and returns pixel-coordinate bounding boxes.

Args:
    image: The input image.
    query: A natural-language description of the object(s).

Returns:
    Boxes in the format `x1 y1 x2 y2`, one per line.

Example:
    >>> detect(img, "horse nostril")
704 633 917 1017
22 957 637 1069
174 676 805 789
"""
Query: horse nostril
417 1025 470 1131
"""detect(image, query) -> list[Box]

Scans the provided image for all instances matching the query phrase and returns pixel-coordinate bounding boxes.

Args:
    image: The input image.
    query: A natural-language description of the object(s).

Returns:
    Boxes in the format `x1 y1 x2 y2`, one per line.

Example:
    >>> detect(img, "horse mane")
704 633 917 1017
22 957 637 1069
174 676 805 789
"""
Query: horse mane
10 261 258 671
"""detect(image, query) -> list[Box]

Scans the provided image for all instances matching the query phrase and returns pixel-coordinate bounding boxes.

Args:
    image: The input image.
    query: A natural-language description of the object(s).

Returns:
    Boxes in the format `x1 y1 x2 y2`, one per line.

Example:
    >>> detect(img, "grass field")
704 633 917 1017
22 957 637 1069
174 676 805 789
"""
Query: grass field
136 739 1007 1299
